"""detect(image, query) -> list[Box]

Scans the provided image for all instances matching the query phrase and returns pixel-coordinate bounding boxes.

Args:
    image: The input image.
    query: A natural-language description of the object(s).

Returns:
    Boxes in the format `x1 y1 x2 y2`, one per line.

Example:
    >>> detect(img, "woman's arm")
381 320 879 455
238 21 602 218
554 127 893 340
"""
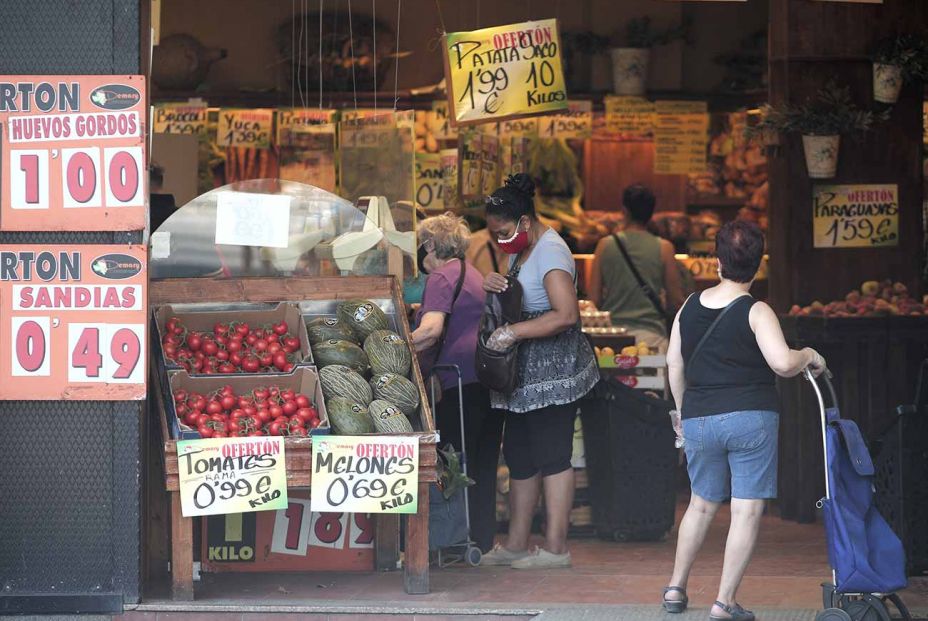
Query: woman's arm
411 311 446 352
509 269 580 341
750 302 825 377
667 309 685 411
661 239 685 314
588 237 608 309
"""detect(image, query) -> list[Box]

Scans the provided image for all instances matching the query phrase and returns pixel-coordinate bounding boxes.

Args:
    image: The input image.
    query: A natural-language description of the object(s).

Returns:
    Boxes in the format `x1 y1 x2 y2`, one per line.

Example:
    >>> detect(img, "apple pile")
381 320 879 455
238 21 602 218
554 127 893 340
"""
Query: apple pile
788 280 927 318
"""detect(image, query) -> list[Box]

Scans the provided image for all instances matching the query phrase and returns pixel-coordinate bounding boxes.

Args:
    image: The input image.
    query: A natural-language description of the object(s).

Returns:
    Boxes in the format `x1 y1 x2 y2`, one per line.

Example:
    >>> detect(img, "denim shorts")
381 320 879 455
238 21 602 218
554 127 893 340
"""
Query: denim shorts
682 410 779 502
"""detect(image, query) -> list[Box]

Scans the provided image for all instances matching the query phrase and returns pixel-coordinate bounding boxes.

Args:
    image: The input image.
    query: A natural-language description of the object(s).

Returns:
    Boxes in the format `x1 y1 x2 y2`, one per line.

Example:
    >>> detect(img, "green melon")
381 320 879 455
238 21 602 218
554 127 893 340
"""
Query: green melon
326 397 373 435
364 330 411 377
337 299 390 341
370 373 419 417
312 339 370 374
306 317 355 345
319 364 373 405
368 399 414 433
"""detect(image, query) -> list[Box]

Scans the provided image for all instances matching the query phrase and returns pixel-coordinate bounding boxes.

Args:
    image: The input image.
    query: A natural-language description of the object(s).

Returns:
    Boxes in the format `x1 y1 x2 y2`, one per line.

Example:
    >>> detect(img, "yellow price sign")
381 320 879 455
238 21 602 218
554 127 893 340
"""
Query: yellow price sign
538 100 593 139
604 96 654 135
153 103 208 135
217 109 274 149
415 152 444 212
813 184 899 248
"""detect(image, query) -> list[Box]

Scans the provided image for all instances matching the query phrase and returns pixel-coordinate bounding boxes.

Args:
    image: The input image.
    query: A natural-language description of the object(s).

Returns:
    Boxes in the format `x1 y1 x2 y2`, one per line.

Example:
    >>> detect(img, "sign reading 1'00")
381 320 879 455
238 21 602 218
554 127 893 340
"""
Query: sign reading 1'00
0 75 147 231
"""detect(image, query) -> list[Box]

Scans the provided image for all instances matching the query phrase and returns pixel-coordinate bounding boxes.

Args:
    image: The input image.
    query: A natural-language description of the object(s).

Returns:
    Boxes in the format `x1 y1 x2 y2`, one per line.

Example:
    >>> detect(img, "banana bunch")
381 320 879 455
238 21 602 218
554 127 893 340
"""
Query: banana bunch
414 110 444 153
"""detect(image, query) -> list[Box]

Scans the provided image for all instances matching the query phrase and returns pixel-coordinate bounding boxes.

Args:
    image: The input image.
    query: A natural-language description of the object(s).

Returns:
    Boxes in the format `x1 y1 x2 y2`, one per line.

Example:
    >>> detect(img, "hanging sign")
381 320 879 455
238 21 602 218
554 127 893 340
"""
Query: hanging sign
0 75 147 231
177 436 288 518
538 100 593 139
276 108 337 146
604 96 655 136
217 109 274 149
654 100 709 174
442 19 568 126
415 152 444 212
153 103 208 134
311 436 419 514
813 184 899 248
0 244 147 400
499 117 539 138
430 100 456 140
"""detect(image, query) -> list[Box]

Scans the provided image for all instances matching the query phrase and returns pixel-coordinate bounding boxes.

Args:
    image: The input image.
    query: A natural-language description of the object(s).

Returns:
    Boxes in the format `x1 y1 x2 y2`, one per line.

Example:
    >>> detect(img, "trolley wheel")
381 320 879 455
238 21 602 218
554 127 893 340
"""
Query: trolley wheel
465 545 482 567
815 608 852 621
841 598 891 621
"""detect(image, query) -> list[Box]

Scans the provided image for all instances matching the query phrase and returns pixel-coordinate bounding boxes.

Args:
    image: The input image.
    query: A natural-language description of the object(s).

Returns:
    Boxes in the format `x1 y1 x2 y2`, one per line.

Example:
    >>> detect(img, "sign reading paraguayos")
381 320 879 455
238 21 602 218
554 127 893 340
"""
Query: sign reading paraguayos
442 19 567 126
812 184 898 248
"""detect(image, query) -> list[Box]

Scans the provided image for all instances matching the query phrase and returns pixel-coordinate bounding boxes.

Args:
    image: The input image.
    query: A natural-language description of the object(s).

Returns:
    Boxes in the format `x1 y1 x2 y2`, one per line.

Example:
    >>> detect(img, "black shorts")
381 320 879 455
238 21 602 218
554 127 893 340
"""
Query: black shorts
503 401 577 480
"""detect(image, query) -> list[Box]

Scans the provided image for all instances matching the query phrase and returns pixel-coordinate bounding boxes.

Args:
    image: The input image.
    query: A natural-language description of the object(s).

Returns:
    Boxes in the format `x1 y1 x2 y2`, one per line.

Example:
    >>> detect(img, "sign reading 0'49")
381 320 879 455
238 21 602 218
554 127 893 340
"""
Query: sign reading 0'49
0 245 147 400
0 75 147 231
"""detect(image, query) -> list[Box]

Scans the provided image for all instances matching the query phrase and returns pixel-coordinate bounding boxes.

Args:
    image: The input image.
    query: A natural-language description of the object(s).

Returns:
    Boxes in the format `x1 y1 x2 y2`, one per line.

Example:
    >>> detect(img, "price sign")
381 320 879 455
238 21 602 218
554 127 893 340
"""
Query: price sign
153 103 208 135
0 245 147 399
415 153 444 212
499 118 538 138
430 100 456 140
311 436 419 514
443 19 568 126
217 109 274 149
177 436 288 518
813 184 899 248
654 100 709 175
276 108 337 146
604 96 655 136
0 75 146 231
538 101 593 139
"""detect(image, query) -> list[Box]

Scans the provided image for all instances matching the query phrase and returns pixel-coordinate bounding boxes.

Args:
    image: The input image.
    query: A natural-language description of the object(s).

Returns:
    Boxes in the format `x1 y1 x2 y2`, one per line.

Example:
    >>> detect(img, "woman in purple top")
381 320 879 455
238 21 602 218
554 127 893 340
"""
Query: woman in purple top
411 213 503 552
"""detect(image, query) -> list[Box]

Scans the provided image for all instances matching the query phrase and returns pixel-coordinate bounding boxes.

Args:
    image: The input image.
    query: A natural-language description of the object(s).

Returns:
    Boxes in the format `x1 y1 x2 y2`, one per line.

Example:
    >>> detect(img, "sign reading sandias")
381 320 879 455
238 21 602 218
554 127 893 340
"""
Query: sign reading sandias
177 436 288 518
813 184 899 248
0 244 147 400
311 436 419 514
0 75 147 231
442 19 567 126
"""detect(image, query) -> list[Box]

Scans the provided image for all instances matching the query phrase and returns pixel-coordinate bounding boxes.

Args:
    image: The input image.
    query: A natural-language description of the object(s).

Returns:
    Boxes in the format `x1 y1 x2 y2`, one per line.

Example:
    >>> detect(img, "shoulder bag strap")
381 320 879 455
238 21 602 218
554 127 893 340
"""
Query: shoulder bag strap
612 233 669 321
685 295 746 384
429 259 467 366
487 241 500 274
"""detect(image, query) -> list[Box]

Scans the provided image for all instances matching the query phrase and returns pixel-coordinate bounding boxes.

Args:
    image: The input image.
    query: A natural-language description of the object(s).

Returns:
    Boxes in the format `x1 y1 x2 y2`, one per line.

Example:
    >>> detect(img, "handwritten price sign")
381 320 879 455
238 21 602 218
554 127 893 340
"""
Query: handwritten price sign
311 436 419 514
0 75 147 231
217 109 273 149
443 19 568 126
813 184 899 248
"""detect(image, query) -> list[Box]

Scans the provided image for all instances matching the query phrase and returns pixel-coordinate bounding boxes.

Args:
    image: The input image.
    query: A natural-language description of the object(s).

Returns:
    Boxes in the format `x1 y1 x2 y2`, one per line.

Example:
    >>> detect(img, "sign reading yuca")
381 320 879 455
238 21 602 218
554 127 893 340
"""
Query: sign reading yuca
311 436 419 514
813 184 899 248
177 436 288 518
443 19 567 126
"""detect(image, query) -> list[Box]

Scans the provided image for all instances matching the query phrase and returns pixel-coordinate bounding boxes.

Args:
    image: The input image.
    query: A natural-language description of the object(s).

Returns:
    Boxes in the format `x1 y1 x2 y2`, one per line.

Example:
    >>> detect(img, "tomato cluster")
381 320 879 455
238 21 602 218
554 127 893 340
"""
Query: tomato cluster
162 317 301 375
173 385 321 438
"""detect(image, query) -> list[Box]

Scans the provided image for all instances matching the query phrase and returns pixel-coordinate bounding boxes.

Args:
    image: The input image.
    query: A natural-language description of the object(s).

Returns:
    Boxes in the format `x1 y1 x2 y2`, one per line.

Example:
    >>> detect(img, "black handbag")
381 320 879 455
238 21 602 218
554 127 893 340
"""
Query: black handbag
475 276 523 395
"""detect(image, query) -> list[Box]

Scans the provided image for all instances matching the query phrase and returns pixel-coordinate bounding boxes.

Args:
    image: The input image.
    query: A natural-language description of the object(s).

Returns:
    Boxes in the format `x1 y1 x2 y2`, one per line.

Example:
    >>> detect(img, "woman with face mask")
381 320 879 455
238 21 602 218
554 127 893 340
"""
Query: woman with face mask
410 213 504 553
479 173 599 570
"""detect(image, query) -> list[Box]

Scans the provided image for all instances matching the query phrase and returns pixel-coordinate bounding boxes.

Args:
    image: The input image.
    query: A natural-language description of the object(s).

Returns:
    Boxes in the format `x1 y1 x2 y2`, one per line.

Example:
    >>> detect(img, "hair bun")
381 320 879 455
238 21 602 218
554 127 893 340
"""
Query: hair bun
505 173 536 198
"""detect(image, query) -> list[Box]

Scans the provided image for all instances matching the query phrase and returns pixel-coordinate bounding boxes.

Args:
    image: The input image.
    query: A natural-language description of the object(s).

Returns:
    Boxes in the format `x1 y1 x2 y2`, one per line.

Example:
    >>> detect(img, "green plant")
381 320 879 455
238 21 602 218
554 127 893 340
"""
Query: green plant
744 83 887 138
872 34 928 81
610 16 693 49
437 444 474 500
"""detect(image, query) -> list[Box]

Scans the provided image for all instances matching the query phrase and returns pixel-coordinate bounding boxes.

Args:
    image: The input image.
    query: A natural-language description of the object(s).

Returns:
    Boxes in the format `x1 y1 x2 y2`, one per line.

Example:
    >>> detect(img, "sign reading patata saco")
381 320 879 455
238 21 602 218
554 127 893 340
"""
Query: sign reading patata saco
813 184 899 248
311 436 419 514
177 436 288 518
443 19 568 126
0 75 147 231
0 245 147 400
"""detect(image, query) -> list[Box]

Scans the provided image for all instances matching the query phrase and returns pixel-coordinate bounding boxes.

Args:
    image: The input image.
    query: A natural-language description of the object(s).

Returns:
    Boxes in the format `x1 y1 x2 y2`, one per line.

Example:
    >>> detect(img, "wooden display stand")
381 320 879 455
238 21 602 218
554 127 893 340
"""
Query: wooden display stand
150 276 438 600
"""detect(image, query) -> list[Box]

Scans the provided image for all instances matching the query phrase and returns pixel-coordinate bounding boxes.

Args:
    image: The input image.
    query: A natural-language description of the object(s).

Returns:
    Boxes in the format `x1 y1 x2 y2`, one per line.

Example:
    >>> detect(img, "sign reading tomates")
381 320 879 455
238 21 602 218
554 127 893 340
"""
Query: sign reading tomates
0 245 147 400
0 75 147 231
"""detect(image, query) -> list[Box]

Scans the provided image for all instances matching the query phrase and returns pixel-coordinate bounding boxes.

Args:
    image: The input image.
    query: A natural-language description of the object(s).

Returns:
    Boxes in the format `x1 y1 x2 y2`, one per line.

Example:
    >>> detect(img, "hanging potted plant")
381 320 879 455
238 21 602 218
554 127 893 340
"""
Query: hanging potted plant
609 17 691 96
871 34 928 104
745 104 786 147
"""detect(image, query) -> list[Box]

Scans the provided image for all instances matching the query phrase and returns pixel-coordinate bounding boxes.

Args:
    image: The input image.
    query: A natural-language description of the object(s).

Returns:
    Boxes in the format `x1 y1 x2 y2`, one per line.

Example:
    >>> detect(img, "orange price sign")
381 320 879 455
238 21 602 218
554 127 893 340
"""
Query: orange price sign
0 245 147 400
0 75 147 231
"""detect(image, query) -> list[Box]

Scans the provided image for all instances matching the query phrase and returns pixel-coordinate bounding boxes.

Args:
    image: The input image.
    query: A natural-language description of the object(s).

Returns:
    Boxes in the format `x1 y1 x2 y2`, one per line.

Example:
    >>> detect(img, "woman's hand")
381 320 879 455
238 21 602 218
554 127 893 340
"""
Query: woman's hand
804 347 827 377
484 272 509 294
486 325 518 351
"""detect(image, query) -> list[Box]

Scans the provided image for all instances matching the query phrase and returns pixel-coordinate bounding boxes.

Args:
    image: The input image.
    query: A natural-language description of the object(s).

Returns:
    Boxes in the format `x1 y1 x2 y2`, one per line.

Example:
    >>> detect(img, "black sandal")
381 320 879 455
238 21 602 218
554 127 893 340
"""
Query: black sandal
709 601 755 621
662 586 688 613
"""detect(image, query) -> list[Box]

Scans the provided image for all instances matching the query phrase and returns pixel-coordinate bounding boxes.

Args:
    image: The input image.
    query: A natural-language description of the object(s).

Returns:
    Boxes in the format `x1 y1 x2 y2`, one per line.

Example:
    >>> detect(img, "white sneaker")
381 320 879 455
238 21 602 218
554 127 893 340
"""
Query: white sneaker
511 546 571 570
479 543 531 566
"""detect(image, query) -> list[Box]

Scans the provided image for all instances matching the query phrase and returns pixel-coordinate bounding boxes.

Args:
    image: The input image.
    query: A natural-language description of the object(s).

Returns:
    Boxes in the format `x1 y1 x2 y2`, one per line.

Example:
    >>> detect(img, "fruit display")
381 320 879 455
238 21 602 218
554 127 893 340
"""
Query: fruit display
326 397 373 435
337 299 390 341
161 316 302 375
319 364 373 406
306 316 354 344
370 373 419 417
369 399 415 434
414 110 444 154
172 383 321 438
594 342 657 358
787 280 927 318
312 339 371 374
364 330 412 376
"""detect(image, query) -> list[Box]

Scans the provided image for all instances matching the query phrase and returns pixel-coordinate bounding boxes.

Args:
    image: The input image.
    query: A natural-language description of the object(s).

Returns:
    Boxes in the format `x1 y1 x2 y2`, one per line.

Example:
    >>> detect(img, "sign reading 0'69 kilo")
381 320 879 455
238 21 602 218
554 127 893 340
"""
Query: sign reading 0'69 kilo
442 19 567 126
0 76 147 231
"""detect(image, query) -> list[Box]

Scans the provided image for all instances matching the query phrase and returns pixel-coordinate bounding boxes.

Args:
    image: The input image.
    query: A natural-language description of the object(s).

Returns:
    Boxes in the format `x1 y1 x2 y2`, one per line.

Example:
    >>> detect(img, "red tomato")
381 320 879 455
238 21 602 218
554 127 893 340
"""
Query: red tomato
197 413 211 427
260 353 274 367
253 328 267 340
214 322 229 337
267 342 282 354
191 396 207 411
235 323 250 336
269 421 285 436
227 340 242 354
220 395 237 411
173 389 187 403
266 332 279 344
283 363 295 373
242 356 261 373
269 404 284 419
206 401 223 415
269 386 280 397
280 389 295 401
163 344 178 359
209 412 225 423
202 340 219 357
246 334 258 346
218 363 237 374
238 396 254 408
273 416 290 427
289 426 307 437
309 419 322 429
281 401 297 416
295 394 310 409
215 350 229 362
186 334 202 351
175 404 188 417
230 353 243 367
253 387 269 401
254 339 268 352
166 317 179 333
197 425 214 438
284 337 301 352
243 405 257 417
256 408 271 424
295 407 314 423
273 320 289 336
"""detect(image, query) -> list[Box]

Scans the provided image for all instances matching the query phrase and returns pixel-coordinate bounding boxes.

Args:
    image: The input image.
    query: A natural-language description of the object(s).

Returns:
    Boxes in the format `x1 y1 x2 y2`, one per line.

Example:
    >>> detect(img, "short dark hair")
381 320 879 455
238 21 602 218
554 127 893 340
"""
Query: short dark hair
486 173 536 222
716 220 765 283
623 184 656 224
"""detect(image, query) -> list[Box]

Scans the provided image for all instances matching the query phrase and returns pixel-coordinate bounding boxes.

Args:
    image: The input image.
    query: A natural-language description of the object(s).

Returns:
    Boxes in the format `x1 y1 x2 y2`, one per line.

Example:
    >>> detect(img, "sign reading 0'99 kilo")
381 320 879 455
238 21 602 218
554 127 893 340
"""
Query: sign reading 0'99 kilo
442 19 567 126
0 76 147 231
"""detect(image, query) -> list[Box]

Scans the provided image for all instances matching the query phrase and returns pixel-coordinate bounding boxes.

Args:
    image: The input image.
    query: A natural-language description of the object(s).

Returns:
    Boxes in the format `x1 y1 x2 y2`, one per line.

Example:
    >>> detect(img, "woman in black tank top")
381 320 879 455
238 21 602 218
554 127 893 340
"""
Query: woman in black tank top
661 222 827 621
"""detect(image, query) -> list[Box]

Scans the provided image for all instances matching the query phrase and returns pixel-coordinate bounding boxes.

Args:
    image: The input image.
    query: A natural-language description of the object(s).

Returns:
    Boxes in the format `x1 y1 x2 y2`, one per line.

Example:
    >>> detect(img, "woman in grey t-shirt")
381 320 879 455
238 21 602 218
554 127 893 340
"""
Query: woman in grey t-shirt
478 174 599 570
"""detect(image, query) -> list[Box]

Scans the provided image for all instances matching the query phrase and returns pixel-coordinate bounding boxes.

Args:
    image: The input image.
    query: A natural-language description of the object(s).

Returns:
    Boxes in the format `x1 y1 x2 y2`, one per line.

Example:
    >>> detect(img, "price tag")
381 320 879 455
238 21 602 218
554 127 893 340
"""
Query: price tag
217 109 274 149
177 437 288 518
215 191 291 249
813 184 899 248
153 103 208 134
604 96 654 136
538 101 593 139
270 503 376 556
415 153 444 212
311 436 419 514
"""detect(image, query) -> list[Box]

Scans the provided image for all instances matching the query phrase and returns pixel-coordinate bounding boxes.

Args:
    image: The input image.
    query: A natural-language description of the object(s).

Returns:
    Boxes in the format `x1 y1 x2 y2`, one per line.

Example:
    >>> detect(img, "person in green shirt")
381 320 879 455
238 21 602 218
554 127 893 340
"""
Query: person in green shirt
589 184 685 352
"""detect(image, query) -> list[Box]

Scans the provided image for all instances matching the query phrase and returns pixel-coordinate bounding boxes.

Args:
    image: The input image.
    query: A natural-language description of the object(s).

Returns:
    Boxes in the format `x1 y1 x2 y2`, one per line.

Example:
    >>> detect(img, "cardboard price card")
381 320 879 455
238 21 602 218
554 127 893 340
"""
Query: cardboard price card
311 436 419 514
443 19 568 126
415 152 444 212
654 100 709 175
538 100 593 139
217 109 274 149
153 103 208 135
177 436 288 518
0 245 147 400
604 96 655 136
276 108 337 146
0 75 147 231
813 184 899 248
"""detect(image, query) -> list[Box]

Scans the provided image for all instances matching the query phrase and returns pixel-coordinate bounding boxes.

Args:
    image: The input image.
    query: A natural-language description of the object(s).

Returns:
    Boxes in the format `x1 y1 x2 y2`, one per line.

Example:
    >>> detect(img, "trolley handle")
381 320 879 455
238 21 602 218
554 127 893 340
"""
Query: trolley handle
803 366 838 411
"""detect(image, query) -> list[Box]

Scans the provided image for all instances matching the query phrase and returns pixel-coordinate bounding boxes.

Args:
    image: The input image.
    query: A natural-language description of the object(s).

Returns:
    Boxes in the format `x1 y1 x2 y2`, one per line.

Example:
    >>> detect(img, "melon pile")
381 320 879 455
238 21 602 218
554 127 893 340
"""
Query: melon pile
308 300 419 435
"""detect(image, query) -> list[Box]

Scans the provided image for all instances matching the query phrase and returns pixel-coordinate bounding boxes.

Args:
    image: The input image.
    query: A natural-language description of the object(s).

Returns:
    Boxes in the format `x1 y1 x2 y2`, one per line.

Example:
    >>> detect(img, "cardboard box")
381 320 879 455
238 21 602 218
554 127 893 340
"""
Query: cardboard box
153 302 313 373
166 366 330 440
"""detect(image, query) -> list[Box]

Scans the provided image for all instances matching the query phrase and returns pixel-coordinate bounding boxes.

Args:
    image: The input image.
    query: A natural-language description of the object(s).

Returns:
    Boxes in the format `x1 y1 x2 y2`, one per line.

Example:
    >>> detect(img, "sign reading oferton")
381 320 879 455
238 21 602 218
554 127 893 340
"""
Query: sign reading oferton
813 184 899 249
177 436 288 518
443 19 568 126
311 436 419 514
